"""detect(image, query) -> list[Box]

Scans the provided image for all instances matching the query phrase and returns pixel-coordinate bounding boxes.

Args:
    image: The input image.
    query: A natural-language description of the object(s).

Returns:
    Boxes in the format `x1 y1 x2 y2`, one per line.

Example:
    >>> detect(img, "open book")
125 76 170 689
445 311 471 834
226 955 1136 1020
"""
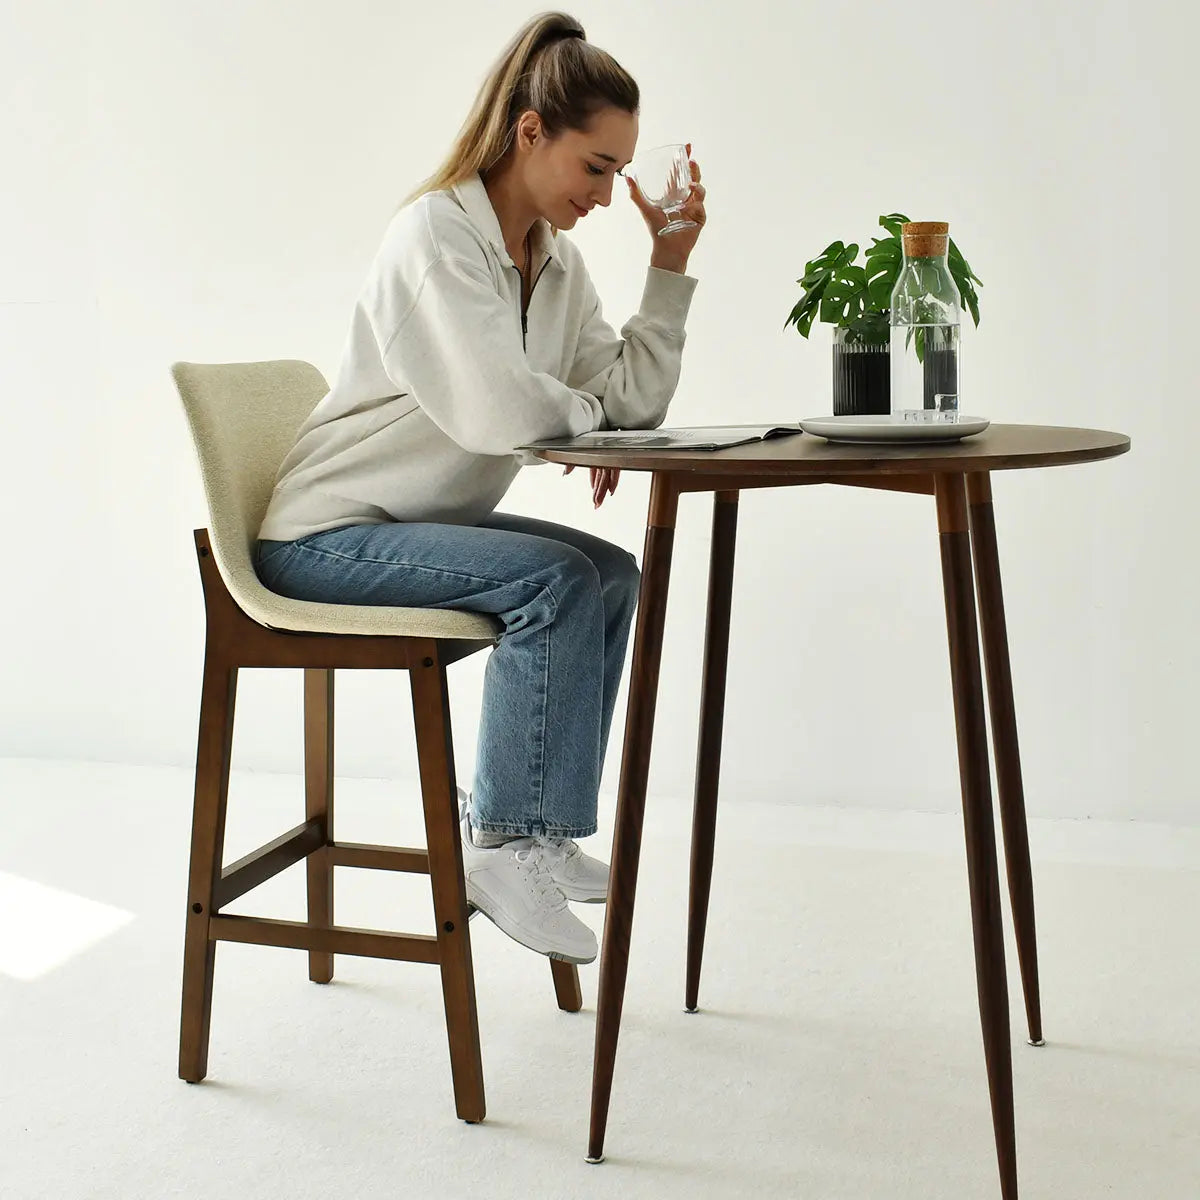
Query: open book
517 424 806 452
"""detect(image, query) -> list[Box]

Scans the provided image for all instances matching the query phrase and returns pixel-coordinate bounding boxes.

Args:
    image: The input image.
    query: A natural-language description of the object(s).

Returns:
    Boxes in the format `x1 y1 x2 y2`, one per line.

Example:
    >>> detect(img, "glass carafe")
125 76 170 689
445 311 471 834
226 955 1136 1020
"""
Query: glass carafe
889 222 961 419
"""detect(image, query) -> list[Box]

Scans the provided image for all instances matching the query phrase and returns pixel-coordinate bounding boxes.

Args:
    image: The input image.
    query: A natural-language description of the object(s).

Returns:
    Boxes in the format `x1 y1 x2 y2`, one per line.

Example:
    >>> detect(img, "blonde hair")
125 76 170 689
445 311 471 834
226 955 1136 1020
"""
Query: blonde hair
397 12 639 213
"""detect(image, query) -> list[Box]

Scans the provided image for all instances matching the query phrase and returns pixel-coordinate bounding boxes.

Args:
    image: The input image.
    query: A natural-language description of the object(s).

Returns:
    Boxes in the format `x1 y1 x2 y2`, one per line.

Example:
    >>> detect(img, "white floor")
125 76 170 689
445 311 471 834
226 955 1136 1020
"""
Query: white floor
1 756 1197 1199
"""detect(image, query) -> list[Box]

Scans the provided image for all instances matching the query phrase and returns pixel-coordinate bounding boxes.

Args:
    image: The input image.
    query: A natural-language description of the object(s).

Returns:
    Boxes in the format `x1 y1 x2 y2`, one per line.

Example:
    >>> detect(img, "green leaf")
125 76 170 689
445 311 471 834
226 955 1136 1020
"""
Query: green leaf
820 259 870 325
863 235 901 313
844 310 890 345
828 264 868 289
865 238 900 260
948 239 983 286
783 277 829 336
946 246 983 327
807 241 844 267
799 264 829 289
786 237 867 333
864 243 901 280
797 241 849 290
867 276 895 310
965 289 980 328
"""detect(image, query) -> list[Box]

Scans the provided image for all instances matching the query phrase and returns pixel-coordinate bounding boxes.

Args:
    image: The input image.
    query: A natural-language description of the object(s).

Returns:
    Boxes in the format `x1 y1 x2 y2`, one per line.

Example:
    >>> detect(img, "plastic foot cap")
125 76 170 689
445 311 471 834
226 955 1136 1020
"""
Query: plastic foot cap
1028 1038 1047 1047
684 1006 699 1014
586 1154 605 1165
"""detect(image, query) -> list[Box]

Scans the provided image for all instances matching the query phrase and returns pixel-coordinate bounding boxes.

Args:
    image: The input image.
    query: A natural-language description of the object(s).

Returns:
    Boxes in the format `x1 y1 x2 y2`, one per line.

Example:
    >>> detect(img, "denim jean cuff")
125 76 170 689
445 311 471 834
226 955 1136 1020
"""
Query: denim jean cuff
471 819 599 840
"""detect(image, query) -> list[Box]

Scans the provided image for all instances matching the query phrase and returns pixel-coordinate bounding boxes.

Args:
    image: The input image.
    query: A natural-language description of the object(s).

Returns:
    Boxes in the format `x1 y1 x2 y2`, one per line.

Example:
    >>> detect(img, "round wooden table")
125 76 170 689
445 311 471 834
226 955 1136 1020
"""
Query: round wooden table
528 423 1130 1198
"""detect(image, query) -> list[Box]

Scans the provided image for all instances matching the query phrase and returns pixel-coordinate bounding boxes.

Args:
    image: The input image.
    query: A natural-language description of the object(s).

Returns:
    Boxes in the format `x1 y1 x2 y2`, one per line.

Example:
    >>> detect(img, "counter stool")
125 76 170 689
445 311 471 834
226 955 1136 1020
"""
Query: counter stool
171 359 581 1124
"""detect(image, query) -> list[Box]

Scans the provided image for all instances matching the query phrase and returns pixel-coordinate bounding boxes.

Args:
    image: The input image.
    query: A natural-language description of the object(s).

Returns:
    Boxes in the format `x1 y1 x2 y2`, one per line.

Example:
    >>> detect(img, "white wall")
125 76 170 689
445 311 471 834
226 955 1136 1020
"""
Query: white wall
2 0 1190 823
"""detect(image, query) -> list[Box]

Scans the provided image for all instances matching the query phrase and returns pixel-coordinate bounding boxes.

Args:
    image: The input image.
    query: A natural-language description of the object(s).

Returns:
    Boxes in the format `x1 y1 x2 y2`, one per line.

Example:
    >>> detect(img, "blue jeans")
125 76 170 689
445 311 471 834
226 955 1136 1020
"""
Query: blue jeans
253 514 641 839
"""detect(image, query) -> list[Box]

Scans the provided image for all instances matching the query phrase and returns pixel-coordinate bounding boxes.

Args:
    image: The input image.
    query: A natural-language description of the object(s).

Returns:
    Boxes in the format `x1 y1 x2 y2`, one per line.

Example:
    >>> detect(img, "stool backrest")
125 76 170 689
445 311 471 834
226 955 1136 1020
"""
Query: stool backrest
171 359 329 607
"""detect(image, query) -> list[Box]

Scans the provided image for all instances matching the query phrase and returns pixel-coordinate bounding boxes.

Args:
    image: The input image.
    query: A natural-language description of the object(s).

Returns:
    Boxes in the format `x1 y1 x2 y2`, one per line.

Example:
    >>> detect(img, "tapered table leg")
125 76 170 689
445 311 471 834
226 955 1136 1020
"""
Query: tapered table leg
587 474 681 1164
685 491 740 1014
968 472 1044 1047
936 473 1019 1200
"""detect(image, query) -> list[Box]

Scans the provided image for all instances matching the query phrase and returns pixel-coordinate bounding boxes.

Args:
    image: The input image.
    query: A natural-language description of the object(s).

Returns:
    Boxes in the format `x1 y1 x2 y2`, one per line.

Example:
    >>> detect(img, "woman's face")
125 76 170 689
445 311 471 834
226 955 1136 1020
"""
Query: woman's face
520 106 639 230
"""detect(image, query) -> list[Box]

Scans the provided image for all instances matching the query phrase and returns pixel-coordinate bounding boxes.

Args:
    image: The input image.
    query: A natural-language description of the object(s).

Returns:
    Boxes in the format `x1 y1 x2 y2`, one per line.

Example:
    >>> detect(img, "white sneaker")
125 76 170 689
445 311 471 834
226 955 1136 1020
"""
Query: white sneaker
458 799 598 964
456 787 609 903
544 837 609 903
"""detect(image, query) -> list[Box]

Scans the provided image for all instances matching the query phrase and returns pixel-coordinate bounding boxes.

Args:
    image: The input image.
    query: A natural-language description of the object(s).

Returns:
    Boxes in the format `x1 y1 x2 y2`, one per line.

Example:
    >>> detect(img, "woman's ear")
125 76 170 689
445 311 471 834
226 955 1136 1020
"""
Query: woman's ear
516 110 543 153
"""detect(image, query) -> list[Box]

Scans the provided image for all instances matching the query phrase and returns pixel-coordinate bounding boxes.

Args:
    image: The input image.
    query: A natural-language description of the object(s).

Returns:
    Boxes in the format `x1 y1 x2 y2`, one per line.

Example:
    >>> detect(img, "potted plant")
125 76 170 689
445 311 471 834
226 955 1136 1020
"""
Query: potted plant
785 212 983 415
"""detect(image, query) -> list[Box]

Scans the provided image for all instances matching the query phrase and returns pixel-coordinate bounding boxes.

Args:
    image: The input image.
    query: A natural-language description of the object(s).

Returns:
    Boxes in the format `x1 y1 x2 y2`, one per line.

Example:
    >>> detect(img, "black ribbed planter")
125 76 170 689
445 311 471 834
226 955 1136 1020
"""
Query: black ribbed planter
831 325 890 416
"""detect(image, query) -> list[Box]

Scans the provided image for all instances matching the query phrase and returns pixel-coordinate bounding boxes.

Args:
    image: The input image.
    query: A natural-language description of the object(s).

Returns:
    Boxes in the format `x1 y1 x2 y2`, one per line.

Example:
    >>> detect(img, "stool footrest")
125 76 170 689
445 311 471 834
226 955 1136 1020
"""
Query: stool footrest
329 841 430 873
216 820 325 909
214 829 434 911
210 913 440 963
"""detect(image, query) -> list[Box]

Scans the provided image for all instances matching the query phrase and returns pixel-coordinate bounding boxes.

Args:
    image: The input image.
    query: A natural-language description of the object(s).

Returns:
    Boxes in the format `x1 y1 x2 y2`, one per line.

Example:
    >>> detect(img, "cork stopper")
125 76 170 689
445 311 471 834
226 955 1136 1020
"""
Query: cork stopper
901 221 949 257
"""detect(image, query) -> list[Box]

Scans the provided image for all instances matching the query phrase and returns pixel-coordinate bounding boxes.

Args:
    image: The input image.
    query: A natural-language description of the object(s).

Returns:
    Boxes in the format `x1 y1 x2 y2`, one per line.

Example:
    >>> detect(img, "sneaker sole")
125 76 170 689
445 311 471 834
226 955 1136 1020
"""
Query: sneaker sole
561 887 607 904
465 884 597 964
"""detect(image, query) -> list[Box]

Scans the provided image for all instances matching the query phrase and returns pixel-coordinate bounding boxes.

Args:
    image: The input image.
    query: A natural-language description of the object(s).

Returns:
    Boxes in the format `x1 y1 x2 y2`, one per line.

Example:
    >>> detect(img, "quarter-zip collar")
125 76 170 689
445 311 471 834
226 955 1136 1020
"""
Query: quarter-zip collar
450 172 566 274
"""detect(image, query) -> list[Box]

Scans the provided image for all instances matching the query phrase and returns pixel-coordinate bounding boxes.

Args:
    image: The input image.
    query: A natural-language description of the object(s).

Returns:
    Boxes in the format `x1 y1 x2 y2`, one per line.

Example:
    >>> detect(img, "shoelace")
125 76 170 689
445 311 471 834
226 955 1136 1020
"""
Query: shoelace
513 837 569 910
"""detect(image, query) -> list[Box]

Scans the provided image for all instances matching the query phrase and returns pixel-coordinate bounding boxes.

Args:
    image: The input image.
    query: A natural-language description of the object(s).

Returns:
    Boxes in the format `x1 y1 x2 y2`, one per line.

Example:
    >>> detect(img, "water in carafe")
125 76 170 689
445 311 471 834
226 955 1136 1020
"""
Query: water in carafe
889 322 960 415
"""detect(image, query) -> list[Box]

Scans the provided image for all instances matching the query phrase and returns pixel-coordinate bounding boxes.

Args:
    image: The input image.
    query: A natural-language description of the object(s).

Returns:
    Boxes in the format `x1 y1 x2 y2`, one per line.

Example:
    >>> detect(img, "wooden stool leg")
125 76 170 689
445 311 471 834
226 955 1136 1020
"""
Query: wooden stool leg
410 647 485 1123
686 491 739 1014
589 475 680 1164
304 669 335 985
179 652 238 1083
968 473 1044 1047
936 474 1019 1200
551 960 583 1012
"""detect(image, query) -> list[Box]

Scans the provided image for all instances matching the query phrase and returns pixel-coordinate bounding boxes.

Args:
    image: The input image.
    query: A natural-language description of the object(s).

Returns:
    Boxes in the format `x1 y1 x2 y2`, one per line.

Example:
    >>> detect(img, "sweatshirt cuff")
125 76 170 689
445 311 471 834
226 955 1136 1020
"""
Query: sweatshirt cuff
639 266 698 335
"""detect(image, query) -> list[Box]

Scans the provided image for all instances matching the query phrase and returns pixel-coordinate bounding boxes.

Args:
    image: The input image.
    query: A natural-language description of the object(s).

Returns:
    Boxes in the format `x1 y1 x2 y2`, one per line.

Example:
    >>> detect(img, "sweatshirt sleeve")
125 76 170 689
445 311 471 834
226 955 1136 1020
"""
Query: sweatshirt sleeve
380 254 605 457
567 265 699 430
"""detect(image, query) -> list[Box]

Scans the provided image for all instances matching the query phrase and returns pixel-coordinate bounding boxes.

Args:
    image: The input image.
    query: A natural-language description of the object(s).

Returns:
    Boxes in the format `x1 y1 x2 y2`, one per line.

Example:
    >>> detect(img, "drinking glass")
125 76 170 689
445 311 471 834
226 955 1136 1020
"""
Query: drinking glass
627 143 698 237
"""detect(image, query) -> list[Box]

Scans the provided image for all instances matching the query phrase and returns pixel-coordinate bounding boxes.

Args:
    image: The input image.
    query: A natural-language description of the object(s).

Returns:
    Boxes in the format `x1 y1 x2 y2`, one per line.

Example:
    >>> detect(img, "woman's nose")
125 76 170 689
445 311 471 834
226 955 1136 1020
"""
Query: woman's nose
590 178 615 207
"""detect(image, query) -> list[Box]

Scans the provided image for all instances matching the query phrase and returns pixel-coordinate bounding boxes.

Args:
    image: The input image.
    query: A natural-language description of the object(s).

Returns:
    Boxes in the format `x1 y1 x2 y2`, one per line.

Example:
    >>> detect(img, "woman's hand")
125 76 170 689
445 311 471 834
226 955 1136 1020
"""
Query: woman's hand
627 142 706 271
563 464 620 508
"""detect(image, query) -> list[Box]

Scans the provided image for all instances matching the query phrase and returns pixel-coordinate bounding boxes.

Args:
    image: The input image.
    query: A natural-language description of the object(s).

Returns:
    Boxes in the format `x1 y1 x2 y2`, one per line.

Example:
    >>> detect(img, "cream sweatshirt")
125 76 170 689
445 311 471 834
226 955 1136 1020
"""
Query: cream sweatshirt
257 171 698 541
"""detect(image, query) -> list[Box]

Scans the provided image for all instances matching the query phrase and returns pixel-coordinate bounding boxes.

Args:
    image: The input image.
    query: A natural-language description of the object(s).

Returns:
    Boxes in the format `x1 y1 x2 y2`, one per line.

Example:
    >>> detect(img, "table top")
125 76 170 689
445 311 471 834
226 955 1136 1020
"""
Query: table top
527 423 1130 476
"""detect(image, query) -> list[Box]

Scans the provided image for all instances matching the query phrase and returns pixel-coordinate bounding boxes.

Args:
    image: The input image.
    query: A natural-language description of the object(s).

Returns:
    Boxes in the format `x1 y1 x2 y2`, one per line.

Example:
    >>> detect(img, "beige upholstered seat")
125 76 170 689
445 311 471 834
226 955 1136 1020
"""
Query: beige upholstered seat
171 359 501 641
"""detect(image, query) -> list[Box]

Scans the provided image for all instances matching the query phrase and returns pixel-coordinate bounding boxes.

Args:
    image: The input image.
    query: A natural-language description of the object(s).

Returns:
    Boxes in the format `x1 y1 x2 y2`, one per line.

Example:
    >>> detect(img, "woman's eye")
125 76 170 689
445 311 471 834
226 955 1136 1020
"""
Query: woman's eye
586 164 605 176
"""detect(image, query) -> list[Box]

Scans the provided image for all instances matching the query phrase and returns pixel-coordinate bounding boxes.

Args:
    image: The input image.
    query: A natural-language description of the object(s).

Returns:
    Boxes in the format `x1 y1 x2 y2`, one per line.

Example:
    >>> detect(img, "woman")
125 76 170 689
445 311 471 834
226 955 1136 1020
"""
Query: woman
254 11 707 965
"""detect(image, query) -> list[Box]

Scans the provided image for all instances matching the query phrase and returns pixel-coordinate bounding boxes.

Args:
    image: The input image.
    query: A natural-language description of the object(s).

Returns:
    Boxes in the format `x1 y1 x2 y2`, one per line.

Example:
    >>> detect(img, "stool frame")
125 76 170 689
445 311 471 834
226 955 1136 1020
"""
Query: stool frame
178 527 582 1123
